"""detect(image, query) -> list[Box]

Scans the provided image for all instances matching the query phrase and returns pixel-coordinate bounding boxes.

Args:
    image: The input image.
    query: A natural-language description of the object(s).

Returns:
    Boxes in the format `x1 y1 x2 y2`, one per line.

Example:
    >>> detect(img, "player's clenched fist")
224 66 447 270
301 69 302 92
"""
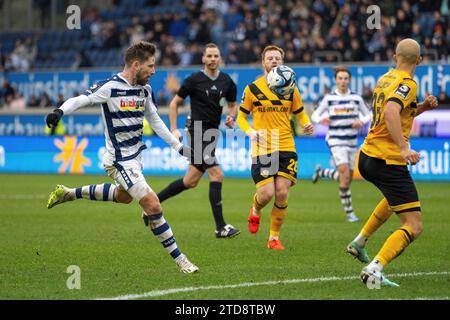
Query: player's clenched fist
423 95 438 111
400 146 420 165
46 109 64 128
302 123 314 135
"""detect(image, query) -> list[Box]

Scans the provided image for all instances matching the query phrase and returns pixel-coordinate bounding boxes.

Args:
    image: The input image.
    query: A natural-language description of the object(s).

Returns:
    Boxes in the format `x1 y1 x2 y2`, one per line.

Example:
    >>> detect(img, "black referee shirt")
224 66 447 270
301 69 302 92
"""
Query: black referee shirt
178 71 237 130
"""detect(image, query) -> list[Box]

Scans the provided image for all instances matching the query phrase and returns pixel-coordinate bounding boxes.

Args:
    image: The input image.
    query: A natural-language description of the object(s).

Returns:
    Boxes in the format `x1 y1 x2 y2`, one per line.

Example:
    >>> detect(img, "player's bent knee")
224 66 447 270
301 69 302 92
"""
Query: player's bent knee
275 189 289 202
258 190 274 204
115 189 133 204
184 179 199 189
210 172 224 182
139 193 162 214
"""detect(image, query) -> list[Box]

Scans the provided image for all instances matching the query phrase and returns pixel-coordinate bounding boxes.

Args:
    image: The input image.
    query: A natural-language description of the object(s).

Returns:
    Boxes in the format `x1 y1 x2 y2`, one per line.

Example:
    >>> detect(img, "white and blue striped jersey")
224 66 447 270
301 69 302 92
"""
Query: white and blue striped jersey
60 73 181 167
311 89 371 149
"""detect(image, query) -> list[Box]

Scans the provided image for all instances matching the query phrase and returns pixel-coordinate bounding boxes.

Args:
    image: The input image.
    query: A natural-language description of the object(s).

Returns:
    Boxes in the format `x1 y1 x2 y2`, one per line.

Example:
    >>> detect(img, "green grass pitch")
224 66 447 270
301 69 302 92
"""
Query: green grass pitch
0 174 449 299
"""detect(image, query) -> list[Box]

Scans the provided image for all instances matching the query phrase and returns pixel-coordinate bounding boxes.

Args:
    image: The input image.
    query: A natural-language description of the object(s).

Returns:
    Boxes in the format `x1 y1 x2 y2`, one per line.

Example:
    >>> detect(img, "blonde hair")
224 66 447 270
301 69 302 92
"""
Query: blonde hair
261 45 285 61
203 43 220 55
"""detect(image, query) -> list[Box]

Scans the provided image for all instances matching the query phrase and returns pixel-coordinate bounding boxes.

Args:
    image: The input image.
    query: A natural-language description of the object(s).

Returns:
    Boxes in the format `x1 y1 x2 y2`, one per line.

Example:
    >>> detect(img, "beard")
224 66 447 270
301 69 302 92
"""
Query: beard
136 72 149 86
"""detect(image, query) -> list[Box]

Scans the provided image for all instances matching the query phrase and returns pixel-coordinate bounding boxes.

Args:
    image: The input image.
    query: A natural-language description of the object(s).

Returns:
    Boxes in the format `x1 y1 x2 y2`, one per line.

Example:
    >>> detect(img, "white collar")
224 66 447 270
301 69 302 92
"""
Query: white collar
334 88 351 96
118 72 138 87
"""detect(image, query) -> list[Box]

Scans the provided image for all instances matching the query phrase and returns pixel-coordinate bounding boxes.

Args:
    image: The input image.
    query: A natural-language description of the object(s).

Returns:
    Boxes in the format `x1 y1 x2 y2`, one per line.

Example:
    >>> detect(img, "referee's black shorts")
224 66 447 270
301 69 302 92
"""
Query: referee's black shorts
358 151 421 214
187 128 219 173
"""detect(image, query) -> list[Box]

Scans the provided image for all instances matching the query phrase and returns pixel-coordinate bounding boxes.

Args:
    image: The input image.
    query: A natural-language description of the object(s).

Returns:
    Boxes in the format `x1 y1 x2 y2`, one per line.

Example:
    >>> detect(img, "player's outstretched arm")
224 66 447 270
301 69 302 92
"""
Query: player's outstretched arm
310 96 329 125
144 100 189 156
169 94 184 140
45 95 91 128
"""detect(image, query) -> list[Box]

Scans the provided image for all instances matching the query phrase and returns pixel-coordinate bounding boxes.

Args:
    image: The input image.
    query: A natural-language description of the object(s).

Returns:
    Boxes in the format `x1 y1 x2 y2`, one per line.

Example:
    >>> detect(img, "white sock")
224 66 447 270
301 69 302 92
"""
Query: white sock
354 232 368 247
367 259 383 272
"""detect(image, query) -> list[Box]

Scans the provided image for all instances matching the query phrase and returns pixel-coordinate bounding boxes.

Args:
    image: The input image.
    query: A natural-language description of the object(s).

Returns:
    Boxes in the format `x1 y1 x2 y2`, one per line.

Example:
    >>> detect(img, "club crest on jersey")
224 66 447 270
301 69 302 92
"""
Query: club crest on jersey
86 83 99 94
394 84 411 99
260 169 270 178
120 98 145 109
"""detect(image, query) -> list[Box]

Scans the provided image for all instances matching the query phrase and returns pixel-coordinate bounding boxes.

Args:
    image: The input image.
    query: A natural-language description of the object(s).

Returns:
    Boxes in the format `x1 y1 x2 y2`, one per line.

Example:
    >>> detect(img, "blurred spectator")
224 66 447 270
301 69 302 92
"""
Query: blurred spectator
28 94 40 107
362 85 374 106
71 51 92 70
2 0 449 69
1 80 16 107
8 92 26 111
225 42 239 64
10 40 31 71
39 92 53 108
128 16 146 46
0 45 6 72
56 94 65 108
237 40 256 64
169 13 188 38
438 90 450 108
157 90 169 106
33 0 51 28
223 4 244 32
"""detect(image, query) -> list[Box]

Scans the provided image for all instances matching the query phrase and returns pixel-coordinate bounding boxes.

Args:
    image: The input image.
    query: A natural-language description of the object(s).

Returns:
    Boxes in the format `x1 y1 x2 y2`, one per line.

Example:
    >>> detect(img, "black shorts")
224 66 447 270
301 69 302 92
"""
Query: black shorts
358 151 421 214
251 151 298 188
187 128 219 173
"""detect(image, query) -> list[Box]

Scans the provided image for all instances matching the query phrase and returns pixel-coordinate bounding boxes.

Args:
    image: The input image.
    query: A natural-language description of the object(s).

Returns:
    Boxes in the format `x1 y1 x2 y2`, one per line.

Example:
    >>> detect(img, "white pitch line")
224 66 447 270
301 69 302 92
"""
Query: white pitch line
97 271 450 300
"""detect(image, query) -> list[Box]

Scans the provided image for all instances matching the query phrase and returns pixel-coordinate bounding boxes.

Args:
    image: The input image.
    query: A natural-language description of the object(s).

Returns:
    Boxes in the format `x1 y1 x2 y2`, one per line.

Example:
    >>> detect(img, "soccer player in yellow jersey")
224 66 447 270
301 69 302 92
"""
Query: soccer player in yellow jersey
346 39 438 287
237 45 314 250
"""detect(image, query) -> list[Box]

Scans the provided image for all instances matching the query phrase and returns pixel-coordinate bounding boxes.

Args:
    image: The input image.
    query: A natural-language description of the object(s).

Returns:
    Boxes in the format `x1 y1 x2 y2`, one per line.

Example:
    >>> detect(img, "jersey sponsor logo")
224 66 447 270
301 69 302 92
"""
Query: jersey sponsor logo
120 98 145 109
394 84 411 99
255 106 289 113
333 106 356 114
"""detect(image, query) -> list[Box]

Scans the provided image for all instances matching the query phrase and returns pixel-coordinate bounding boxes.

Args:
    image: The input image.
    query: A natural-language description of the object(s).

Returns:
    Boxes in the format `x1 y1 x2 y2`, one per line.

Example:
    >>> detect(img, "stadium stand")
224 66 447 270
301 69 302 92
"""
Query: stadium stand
0 0 449 72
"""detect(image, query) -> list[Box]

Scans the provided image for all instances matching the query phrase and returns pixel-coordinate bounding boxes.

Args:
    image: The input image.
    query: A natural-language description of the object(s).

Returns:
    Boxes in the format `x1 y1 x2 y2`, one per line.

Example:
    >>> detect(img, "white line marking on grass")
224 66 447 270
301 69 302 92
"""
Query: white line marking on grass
0 194 47 200
97 271 450 300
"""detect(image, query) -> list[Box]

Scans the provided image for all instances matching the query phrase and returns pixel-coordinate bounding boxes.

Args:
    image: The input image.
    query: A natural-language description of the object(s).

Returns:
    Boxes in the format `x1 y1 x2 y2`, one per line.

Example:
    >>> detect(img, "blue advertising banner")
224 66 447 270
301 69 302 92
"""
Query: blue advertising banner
2 64 449 104
0 135 448 181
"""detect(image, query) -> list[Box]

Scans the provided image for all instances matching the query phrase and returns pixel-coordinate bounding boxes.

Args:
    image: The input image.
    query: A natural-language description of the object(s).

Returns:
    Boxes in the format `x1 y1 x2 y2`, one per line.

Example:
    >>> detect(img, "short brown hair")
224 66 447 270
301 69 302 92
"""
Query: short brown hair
334 66 351 78
124 41 156 66
261 45 285 61
203 43 220 55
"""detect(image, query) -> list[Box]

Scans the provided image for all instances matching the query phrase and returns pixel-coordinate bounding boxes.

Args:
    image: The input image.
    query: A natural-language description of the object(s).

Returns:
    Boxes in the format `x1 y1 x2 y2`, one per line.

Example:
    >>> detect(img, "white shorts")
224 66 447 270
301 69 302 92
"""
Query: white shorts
330 146 357 170
104 159 152 201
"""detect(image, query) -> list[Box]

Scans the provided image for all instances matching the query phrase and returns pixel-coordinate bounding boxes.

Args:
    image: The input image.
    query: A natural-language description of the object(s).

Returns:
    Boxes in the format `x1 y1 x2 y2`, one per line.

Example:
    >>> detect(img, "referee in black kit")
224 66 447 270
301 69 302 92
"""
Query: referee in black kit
157 43 240 239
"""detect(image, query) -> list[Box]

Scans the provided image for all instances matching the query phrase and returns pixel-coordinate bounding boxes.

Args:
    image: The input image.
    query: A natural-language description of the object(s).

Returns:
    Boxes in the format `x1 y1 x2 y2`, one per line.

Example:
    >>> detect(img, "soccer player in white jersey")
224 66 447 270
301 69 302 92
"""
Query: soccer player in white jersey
311 66 371 223
45 41 198 273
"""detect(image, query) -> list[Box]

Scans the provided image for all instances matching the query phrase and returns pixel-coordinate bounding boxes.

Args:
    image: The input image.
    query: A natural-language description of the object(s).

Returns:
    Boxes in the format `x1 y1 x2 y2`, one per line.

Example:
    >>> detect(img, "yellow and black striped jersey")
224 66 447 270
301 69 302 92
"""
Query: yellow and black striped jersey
361 69 418 165
240 76 307 157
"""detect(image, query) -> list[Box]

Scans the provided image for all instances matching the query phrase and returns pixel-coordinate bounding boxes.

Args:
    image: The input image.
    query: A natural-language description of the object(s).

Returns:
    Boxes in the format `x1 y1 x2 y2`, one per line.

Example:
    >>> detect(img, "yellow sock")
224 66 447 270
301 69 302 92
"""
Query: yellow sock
269 201 287 239
361 198 393 238
252 194 263 214
374 225 414 267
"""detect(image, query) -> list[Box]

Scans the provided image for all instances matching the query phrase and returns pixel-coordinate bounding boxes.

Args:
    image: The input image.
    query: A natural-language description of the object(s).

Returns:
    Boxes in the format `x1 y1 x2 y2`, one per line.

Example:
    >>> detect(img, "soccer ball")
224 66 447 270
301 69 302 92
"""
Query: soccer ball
267 65 297 96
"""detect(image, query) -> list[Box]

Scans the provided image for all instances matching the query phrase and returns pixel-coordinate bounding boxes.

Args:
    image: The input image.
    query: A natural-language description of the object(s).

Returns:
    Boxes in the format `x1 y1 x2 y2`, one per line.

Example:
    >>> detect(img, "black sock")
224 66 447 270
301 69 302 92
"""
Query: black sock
209 182 225 230
157 178 187 203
